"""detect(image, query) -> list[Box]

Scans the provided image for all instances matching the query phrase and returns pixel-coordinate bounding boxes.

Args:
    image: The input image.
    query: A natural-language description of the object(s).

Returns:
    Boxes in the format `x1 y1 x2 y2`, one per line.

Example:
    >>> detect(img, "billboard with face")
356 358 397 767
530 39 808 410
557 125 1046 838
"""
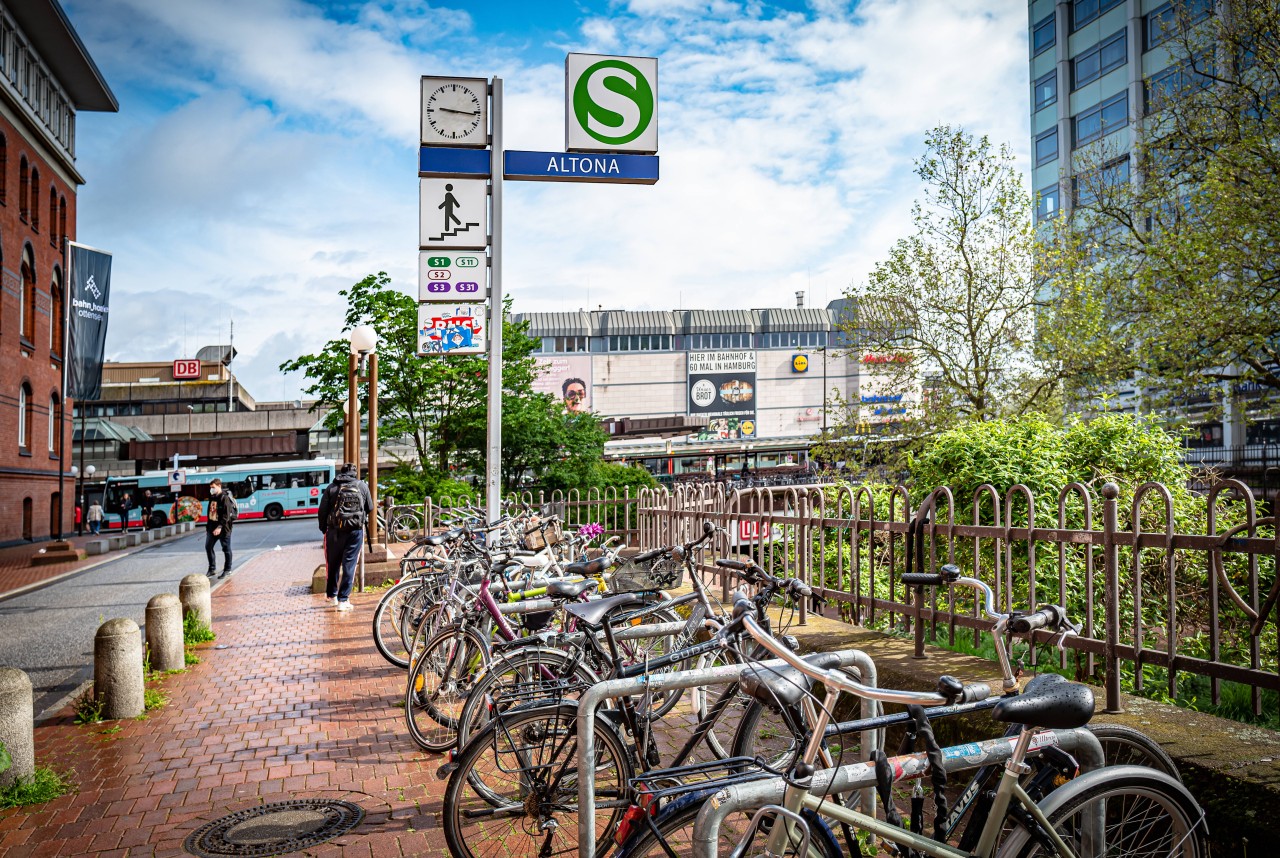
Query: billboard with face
534 354 593 413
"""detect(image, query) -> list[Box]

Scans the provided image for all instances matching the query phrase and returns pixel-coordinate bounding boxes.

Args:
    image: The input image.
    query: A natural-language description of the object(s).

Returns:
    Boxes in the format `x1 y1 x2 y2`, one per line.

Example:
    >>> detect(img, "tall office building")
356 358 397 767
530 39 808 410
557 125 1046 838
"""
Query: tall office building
1027 0 1212 225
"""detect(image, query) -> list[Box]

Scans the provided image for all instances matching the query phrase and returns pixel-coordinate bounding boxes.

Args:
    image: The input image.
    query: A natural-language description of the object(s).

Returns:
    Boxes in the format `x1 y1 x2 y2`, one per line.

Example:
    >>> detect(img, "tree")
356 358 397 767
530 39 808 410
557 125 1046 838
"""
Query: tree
1041 0 1280 412
279 273 542 474
836 126 1057 460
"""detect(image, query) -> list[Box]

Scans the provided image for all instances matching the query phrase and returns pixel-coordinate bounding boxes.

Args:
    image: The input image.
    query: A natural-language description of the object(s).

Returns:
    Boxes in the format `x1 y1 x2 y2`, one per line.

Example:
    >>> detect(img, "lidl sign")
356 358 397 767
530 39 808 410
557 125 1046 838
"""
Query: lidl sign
566 53 658 154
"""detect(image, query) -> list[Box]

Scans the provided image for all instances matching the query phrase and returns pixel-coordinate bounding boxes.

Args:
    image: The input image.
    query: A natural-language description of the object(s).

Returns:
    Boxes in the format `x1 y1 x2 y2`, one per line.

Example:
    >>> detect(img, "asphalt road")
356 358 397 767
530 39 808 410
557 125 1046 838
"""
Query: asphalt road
0 518 322 717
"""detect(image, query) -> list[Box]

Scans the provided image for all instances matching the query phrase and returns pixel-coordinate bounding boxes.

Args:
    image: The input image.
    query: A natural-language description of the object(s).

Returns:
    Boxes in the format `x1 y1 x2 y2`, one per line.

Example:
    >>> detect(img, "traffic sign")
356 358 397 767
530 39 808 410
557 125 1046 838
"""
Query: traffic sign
566 53 658 154
504 150 659 184
418 251 487 302
169 469 186 485
419 178 488 249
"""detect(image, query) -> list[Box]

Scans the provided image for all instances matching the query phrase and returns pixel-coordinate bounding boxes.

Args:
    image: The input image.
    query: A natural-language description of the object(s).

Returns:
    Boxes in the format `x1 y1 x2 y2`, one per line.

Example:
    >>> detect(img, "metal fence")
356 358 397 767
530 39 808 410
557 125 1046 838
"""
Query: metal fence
416 479 1278 715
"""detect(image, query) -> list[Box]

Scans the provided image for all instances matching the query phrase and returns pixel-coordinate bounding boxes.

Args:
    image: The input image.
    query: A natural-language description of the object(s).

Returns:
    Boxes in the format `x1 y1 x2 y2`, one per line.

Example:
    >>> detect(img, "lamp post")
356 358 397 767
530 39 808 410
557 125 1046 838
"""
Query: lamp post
349 325 379 542
187 405 193 440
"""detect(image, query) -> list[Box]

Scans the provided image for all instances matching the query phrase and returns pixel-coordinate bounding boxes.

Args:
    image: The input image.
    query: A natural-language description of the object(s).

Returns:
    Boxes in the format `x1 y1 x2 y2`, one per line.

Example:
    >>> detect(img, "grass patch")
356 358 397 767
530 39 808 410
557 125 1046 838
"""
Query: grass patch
72 689 104 725
0 767 71 809
184 650 201 666
143 688 167 712
183 611 215 645
98 725 121 736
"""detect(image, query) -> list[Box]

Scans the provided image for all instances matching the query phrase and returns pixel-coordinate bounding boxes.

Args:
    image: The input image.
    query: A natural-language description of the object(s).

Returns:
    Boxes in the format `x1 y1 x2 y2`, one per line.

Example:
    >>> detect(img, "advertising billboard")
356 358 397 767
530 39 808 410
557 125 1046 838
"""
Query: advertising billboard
533 355 593 413
688 351 756 439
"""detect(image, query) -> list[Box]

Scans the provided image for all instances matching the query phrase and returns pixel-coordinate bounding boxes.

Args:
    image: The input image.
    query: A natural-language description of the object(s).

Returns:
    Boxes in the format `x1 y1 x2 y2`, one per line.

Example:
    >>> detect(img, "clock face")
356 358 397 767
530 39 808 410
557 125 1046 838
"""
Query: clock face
424 81 486 145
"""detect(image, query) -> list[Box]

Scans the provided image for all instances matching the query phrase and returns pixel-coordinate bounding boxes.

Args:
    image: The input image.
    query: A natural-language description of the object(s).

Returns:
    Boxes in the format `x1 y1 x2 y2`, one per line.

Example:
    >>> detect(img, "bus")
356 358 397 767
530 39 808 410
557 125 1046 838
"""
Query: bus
101 459 336 529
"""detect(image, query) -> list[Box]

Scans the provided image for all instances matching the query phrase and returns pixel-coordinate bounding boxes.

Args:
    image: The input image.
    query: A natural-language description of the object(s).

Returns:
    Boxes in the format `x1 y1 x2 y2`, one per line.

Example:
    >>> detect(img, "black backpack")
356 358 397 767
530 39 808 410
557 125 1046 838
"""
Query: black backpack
327 482 365 531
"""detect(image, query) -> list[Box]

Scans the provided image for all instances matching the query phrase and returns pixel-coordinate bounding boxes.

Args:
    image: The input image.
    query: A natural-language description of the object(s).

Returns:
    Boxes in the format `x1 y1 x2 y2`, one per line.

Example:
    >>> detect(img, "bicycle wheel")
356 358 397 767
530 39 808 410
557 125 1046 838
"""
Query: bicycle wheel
455 645 599 751
371 579 423 668
1087 723 1181 780
615 793 842 858
405 624 490 752
391 510 422 542
998 765 1206 858
613 605 691 719
729 667 867 771
442 702 634 858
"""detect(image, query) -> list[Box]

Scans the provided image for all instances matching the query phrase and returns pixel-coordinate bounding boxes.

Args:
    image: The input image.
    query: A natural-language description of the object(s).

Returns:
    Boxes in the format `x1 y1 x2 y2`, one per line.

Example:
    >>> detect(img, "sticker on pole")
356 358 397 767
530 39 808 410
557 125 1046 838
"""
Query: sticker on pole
565 53 658 154
417 303 487 356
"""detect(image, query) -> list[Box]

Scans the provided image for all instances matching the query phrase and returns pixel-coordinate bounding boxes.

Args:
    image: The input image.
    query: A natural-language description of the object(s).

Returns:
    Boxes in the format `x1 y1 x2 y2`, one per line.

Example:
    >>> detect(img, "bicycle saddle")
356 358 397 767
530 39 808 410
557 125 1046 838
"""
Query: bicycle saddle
992 672 1095 730
739 651 845 709
419 528 463 546
564 557 609 576
545 578 597 599
562 592 645 628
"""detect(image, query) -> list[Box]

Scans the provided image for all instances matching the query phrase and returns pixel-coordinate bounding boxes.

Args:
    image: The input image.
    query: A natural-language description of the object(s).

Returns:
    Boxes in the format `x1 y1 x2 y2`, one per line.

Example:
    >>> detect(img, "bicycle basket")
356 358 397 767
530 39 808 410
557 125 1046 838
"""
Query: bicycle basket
610 556 684 592
522 517 564 551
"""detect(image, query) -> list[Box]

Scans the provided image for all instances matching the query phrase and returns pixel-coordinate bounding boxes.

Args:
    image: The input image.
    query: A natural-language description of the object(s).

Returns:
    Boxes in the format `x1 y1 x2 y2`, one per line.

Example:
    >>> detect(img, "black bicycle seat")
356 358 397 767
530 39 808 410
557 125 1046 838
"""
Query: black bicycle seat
420 528 463 546
564 557 609 577
739 651 845 709
545 578 597 600
992 672 1095 730
562 592 644 628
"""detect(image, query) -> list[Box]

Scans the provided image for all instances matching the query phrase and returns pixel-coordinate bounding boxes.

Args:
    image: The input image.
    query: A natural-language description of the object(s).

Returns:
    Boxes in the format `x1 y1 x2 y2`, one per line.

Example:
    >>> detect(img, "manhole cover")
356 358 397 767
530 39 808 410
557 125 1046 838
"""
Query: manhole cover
184 799 364 856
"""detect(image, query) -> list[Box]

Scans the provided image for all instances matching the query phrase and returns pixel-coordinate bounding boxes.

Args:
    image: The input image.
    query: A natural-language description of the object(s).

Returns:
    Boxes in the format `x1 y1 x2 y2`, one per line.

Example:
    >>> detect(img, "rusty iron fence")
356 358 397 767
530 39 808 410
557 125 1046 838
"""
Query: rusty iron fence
417 480 1278 715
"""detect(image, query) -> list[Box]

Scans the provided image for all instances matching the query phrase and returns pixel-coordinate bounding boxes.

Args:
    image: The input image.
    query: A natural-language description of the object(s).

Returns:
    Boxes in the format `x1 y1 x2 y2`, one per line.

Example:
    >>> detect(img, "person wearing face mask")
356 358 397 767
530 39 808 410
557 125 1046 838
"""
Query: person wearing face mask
205 478 238 578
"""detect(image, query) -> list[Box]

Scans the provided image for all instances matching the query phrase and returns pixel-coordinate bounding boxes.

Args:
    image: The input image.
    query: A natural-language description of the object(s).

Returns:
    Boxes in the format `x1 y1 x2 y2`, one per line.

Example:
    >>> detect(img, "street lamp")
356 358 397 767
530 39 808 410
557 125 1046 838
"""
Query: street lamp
348 325 380 542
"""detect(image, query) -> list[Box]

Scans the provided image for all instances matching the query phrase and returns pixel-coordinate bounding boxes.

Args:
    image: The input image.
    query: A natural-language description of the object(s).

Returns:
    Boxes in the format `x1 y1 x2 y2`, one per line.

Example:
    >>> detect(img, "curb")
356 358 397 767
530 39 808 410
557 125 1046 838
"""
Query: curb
0 529 200 603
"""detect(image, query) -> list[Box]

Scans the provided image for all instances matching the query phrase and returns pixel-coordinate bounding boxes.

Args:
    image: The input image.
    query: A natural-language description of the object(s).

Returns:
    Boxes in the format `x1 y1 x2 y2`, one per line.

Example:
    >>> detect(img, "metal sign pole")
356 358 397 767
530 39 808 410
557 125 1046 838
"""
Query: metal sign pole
486 77 505 526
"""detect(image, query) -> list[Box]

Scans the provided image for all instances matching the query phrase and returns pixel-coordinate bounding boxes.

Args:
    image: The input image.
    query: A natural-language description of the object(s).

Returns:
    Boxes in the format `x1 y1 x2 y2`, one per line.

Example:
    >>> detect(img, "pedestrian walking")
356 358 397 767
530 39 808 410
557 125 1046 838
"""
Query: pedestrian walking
204 479 238 578
120 493 133 531
139 489 155 529
317 462 373 612
87 501 104 535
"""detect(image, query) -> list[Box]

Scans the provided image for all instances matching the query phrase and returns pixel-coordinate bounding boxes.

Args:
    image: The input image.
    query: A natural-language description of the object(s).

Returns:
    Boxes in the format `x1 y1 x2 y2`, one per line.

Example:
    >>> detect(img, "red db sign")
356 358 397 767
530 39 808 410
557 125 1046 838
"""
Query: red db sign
173 359 201 380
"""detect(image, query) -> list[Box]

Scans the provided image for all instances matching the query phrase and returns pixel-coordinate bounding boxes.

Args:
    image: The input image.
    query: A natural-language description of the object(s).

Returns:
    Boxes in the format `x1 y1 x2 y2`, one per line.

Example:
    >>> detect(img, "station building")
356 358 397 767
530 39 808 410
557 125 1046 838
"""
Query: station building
514 300 912 480
0 0 116 545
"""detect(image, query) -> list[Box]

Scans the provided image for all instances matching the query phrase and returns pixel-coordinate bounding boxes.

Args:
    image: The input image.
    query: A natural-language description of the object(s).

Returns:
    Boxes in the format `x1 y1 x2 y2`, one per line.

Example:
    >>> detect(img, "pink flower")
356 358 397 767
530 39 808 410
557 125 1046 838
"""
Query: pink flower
579 522 605 541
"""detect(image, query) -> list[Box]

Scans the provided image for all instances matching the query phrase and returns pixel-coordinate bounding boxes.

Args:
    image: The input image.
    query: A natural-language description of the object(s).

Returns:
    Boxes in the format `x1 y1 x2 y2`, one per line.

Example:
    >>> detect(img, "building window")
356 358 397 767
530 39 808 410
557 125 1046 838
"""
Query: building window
552 335 588 352
20 245 35 344
1145 58 1213 113
48 187 56 245
48 394 57 454
1032 14 1056 56
18 155 27 221
50 268 62 356
1073 91 1128 147
1074 157 1130 208
1073 30 1127 89
0 134 6 203
608 334 671 351
760 331 827 349
1033 71 1058 111
1034 128 1059 166
1036 185 1061 222
688 332 752 350
18 382 30 450
1072 0 1124 31
1146 1 1215 50
58 196 66 247
28 166 37 231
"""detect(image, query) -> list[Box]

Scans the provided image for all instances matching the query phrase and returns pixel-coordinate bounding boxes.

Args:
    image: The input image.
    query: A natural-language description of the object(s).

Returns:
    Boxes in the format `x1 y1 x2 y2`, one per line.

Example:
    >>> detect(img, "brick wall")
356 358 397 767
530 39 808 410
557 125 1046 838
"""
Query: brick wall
0 109 78 544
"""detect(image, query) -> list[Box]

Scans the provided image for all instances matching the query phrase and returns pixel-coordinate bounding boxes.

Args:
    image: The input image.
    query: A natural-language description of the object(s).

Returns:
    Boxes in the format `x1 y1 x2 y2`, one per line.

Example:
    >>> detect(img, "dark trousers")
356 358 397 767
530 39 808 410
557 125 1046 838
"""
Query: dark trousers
205 528 232 572
325 528 363 601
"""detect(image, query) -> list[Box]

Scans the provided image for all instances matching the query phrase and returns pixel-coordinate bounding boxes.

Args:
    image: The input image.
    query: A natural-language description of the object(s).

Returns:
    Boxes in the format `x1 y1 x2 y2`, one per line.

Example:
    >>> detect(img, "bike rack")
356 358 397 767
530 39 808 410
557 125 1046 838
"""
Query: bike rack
688 727 1106 858
575 647 880 858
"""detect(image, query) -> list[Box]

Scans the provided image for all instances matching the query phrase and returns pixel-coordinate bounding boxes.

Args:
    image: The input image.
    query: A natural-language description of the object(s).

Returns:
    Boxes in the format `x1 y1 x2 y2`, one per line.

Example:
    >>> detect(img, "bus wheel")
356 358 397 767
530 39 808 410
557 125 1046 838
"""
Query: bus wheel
149 512 167 529
264 504 284 522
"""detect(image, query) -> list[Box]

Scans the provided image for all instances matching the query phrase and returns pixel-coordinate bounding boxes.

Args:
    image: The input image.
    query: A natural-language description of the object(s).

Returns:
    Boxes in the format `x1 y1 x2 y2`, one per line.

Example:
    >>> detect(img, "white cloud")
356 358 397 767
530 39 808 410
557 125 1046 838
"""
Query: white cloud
65 0 1030 400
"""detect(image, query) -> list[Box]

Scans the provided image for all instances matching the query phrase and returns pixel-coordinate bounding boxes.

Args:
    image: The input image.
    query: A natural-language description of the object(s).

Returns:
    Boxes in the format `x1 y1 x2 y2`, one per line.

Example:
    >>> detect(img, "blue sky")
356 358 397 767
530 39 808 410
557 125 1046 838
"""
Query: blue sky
61 0 1031 401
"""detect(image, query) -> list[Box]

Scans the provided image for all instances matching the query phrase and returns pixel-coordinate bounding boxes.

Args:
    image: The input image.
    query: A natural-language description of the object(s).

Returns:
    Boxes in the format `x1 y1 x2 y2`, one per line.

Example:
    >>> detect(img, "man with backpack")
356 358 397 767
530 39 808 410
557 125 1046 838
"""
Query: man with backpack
317 462 373 611
205 478 238 579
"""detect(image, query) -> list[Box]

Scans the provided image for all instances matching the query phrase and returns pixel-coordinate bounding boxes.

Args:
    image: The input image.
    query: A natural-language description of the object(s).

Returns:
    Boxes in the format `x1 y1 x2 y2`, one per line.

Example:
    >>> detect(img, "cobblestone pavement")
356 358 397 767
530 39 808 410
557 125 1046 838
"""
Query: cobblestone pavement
0 543 453 857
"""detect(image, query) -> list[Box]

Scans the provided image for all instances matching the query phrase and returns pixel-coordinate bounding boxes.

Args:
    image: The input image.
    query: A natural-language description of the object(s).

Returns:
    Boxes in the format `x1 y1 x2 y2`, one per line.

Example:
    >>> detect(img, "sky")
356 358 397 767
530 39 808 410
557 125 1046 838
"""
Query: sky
61 0 1032 401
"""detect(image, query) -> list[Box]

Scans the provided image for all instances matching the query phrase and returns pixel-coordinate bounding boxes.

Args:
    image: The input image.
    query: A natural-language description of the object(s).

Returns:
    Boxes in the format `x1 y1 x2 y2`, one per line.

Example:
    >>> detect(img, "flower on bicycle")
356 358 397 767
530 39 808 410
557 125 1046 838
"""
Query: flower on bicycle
578 522 605 542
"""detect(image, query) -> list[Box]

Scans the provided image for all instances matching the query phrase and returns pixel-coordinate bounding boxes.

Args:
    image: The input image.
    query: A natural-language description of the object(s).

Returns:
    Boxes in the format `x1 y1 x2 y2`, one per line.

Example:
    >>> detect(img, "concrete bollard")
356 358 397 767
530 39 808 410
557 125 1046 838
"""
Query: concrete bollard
124 532 141 547
145 594 184 672
179 574 212 629
0 667 34 787
85 540 108 555
94 619 143 720
108 535 127 550
139 531 154 543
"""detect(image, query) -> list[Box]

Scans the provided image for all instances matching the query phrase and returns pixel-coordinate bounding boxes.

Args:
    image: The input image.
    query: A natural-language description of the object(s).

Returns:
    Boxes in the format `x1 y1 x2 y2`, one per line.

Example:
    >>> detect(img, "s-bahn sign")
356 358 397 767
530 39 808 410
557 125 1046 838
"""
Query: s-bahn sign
565 53 658 154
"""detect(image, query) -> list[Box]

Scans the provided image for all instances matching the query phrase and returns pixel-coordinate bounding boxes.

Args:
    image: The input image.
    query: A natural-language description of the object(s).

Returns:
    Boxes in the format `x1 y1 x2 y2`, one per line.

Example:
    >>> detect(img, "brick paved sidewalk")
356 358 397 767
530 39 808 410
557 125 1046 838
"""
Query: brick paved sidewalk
0 544 450 857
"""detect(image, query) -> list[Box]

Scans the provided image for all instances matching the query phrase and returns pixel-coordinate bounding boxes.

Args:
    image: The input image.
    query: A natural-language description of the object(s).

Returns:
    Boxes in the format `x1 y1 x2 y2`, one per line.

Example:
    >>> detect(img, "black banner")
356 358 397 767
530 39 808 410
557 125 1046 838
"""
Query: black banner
66 243 113 401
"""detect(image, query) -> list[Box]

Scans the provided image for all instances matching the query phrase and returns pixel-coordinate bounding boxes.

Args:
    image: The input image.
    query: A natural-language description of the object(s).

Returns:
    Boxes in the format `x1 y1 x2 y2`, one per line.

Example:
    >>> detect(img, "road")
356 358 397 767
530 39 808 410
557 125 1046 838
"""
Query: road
0 518 321 717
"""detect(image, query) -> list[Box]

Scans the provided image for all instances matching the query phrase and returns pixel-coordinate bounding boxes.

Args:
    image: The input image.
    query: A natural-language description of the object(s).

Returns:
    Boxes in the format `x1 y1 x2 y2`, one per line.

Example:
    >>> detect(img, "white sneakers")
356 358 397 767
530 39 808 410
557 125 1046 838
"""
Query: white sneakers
326 596 338 606
336 600 353 612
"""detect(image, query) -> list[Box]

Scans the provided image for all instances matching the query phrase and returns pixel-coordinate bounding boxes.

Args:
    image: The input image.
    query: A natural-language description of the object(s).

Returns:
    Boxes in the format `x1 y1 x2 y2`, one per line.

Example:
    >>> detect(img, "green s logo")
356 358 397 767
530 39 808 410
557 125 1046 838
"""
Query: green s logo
573 59 654 146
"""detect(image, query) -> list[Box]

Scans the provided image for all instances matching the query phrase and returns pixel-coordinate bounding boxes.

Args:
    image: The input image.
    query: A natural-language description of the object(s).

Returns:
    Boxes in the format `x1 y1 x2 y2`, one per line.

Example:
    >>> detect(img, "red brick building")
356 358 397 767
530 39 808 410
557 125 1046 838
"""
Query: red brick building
0 1 115 545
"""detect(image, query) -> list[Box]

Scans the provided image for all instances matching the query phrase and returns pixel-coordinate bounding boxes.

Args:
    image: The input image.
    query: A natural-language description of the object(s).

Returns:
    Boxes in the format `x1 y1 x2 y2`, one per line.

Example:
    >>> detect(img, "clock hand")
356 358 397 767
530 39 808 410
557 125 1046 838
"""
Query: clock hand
437 107 480 116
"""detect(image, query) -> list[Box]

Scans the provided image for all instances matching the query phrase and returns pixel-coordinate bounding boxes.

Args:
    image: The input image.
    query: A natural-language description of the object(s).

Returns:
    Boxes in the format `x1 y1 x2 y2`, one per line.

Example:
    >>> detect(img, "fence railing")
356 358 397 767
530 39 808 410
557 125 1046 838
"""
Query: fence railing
416 479 1278 715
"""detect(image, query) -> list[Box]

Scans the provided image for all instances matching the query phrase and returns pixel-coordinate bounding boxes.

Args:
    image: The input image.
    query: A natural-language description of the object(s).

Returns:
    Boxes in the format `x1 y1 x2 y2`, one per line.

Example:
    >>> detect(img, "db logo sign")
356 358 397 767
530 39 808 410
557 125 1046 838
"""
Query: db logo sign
172 359 201 380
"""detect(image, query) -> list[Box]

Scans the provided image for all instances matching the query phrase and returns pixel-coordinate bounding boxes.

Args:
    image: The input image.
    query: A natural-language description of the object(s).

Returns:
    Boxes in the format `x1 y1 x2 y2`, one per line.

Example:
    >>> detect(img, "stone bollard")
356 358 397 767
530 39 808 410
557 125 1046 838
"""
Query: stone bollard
0 667 34 787
94 619 143 720
145 594 184 672
179 574 212 629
